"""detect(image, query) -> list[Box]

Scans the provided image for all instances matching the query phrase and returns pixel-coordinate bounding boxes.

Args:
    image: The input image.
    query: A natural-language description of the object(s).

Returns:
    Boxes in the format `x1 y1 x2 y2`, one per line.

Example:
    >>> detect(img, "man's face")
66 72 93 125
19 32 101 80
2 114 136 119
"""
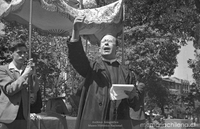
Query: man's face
99 35 117 59
12 46 28 65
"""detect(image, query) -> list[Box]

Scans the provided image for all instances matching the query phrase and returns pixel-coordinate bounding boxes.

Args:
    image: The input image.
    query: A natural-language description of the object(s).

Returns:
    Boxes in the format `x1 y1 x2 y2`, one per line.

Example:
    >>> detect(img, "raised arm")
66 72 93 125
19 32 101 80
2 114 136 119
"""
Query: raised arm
67 16 91 77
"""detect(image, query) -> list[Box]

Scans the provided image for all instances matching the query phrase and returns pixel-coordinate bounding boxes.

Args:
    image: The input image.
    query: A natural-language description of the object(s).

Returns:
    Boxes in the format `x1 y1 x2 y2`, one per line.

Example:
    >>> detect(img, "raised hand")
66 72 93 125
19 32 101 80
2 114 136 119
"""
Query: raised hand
124 87 137 99
71 15 86 41
73 15 86 31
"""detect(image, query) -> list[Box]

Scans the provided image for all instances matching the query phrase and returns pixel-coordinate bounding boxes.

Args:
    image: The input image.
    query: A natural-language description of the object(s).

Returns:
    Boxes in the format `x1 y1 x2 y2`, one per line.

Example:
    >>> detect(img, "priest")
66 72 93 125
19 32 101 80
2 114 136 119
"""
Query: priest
67 16 146 129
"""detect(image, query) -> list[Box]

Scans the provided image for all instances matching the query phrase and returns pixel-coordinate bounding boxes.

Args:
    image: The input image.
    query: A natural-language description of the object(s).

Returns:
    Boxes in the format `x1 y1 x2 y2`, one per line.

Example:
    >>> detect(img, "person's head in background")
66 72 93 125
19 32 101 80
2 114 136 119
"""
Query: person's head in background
99 34 119 60
10 40 28 68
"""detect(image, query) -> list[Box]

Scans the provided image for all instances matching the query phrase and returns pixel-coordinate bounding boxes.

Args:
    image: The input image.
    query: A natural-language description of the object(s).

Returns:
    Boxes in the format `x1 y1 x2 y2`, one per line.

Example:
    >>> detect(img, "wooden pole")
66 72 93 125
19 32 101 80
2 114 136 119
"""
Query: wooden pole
29 1 33 59
78 0 88 53
122 2 125 65
27 0 33 129
85 40 88 54
79 0 83 9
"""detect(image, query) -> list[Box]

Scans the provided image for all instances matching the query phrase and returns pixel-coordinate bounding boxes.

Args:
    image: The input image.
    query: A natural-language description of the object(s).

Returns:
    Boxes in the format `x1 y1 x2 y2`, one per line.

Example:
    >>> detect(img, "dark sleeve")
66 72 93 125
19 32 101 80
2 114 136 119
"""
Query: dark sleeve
127 82 145 108
30 89 42 113
67 38 91 78
125 70 145 108
0 66 28 96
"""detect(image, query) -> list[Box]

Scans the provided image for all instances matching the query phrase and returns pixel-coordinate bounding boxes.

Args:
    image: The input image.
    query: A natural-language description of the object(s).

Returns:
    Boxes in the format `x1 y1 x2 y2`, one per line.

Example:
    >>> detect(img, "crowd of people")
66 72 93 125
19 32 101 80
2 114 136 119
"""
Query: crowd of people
0 16 146 129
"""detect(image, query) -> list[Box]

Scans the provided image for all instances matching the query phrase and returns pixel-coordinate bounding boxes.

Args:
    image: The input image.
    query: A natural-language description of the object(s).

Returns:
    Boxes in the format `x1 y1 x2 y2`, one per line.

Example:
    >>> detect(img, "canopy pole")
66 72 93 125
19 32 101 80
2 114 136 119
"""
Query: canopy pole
79 0 88 53
122 2 125 65
85 40 88 54
79 0 83 9
27 0 33 129
29 1 32 59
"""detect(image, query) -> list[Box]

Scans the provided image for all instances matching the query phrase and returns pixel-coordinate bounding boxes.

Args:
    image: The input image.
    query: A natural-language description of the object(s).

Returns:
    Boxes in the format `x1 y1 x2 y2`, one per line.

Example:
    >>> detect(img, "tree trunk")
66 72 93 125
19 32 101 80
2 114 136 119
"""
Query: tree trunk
160 106 166 118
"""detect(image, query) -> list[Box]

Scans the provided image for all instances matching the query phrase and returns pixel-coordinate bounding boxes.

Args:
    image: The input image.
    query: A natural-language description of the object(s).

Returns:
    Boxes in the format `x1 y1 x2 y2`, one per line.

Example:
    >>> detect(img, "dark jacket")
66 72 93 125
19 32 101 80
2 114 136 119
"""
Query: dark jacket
129 82 145 120
30 88 42 113
67 38 145 129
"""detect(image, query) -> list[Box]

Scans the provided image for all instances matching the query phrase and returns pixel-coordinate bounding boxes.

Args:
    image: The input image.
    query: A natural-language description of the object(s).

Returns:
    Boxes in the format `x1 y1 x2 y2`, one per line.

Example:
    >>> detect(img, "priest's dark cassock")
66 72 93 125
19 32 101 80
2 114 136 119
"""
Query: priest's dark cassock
67 38 144 129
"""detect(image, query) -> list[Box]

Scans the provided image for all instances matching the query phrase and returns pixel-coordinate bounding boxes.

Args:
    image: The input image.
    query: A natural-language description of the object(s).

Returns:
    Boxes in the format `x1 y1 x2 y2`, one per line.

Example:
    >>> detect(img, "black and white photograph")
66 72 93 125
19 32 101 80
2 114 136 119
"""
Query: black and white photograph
0 0 199 129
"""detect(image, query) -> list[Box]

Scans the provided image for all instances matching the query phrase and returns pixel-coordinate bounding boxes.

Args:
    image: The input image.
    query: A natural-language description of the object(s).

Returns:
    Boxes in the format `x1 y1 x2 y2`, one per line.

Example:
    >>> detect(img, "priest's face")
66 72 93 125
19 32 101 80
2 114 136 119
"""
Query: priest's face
99 34 117 60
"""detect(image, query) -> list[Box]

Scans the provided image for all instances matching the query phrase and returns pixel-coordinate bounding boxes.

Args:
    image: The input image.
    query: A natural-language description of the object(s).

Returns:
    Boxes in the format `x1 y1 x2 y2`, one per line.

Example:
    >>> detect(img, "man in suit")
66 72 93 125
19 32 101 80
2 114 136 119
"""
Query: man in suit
0 40 39 129
67 16 146 129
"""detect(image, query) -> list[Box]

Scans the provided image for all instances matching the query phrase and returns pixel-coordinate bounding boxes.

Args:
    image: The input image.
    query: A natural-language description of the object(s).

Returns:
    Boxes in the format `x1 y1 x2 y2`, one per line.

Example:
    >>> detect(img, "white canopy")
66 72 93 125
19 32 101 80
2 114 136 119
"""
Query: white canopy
0 0 124 45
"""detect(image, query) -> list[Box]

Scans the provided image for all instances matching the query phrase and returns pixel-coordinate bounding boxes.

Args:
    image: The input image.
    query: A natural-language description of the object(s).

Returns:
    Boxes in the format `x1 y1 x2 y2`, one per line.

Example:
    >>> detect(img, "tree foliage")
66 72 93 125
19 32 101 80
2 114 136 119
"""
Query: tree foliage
121 0 199 115
188 50 200 85
0 20 83 103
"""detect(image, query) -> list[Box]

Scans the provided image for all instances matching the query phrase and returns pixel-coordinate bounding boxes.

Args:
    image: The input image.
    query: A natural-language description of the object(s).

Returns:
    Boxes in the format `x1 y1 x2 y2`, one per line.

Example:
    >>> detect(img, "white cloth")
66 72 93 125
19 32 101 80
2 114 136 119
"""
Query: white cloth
8 61 24 74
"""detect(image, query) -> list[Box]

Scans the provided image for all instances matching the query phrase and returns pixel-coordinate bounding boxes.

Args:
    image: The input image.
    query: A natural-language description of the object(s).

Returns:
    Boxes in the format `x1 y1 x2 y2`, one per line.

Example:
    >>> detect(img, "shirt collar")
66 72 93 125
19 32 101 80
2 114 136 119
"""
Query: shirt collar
8 62 24 74
101 57 117 64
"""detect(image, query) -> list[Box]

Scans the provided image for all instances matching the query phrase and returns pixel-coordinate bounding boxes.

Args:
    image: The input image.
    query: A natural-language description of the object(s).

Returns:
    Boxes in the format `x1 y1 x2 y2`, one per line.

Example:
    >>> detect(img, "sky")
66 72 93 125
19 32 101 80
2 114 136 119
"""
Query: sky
172 41 195 83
